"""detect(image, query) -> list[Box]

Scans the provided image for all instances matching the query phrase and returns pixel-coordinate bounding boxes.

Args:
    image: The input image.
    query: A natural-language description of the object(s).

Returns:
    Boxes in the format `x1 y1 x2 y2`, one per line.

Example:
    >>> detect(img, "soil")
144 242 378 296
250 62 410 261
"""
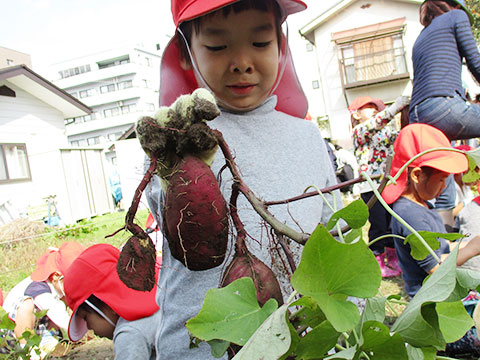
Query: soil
49 335 114 360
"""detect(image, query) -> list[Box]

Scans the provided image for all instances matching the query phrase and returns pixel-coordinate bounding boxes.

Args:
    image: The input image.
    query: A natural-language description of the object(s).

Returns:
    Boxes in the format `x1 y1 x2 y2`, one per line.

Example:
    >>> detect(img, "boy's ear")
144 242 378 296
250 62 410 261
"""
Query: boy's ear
352 112 361 121
410 167 423 184
180 55 192 71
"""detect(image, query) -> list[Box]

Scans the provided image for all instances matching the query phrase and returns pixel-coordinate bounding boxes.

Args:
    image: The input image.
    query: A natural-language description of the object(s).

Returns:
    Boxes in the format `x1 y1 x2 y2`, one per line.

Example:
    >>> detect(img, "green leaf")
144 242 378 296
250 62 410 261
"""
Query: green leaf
392 247 459 348
186 277 278 346
343 228 363 244
279 318 300 360
362 297 387 324
324 346 357 359
295 320 340 359
436 301 474 343
291 225 380 332
360 320 408 359
406 346 436 360
290 296 326 329
462 154 480 183
327 199 369 231
232 303 291 360
0 310 15 331
405 231 463 260
456 267 480 291
207 339 230 358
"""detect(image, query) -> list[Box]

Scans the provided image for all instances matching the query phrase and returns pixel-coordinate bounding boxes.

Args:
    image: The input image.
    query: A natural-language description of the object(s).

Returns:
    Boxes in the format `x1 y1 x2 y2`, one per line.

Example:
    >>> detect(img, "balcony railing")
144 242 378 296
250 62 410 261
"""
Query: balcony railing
340 46 409 88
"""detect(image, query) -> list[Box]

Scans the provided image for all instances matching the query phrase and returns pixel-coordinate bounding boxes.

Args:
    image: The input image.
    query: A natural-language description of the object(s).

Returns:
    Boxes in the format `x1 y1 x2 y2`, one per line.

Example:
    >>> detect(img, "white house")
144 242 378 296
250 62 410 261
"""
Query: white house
298 0 424 147
0 65 113 226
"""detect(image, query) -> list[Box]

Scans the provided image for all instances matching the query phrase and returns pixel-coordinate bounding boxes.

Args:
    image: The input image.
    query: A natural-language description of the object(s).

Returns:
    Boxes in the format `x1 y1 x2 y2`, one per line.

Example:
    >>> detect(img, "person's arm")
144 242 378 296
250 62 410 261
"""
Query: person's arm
454 11 480 82
428 235 480 273
113 321 154 360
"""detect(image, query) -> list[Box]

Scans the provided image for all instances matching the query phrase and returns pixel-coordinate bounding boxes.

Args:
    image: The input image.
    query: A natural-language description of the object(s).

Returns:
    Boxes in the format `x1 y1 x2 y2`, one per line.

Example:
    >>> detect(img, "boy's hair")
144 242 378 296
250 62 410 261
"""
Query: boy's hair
405 166 443 185
78 294 107 314
177 0 283 65
420 0 459 26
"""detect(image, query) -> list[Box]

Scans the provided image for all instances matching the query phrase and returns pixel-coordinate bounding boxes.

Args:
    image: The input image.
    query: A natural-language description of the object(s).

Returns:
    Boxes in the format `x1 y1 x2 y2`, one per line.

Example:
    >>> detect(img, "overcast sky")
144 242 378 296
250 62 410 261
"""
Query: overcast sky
3 0 331 75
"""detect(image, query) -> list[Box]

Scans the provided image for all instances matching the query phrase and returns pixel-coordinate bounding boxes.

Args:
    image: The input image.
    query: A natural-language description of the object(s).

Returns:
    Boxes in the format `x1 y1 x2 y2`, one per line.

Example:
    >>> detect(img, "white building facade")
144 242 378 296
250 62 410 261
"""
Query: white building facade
47 45 161 165
298 0 424 148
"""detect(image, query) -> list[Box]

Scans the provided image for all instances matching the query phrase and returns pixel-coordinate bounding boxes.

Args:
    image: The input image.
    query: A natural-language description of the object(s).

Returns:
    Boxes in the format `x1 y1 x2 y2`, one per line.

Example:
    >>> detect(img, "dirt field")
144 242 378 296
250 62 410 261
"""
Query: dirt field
49 336 114 360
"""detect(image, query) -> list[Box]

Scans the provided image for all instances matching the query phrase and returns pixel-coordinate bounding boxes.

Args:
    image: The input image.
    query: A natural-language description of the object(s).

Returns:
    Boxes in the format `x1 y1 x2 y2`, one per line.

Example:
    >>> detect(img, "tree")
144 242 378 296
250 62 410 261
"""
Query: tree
466 0 480 42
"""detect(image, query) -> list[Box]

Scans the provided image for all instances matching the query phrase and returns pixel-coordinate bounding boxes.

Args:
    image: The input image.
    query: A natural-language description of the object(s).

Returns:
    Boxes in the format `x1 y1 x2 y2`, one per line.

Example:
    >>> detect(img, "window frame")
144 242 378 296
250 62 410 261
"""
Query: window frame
0 143 32 183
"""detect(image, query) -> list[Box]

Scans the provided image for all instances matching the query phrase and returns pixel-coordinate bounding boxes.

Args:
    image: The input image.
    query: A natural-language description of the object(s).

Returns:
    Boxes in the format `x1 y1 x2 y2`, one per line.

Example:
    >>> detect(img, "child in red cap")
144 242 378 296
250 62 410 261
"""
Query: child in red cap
382 124 480 297
2 242 84 351
145 0 343 358
349 95 409 278
63 244 159 360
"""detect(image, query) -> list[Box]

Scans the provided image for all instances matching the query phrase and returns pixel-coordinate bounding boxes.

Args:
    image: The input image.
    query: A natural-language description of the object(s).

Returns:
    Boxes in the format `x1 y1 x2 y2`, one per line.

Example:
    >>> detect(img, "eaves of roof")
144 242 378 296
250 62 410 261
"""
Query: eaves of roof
0 64 92 118
299 0 423 42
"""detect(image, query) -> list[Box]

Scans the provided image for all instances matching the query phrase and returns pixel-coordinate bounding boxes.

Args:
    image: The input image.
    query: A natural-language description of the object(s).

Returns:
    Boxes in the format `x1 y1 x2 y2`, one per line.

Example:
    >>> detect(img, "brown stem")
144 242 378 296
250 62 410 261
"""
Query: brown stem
278 234 296 273
214 130 309 245
229 184 247 255
264 174 381 206
124 157 157 238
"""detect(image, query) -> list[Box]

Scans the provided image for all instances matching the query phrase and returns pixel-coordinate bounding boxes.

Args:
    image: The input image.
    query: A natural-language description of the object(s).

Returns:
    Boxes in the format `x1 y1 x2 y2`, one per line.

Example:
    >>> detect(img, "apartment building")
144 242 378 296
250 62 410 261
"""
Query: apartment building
48 44 161 165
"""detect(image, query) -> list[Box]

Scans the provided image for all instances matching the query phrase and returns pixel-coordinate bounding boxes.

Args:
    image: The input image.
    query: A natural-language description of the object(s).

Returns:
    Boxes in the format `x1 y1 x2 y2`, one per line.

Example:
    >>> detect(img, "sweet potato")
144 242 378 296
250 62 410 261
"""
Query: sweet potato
221 241 283 307
164 155 229 270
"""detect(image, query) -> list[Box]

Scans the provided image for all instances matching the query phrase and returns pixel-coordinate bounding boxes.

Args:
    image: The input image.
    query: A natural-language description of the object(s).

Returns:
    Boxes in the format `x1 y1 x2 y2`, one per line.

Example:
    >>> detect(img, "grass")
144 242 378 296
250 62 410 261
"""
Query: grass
0 208 150 294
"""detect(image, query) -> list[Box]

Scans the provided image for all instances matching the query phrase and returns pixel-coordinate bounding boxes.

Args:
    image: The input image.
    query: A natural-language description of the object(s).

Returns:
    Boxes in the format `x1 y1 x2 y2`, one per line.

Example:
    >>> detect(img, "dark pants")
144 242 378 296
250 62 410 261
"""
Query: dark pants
361 191 394 255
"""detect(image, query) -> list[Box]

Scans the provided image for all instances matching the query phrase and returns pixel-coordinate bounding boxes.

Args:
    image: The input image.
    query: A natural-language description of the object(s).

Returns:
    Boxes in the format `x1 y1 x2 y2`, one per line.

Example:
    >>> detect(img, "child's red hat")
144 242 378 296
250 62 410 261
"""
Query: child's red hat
64 244 159 341
162 0 308 118
348 96 386 114
30 242 85 281
382 124 468 204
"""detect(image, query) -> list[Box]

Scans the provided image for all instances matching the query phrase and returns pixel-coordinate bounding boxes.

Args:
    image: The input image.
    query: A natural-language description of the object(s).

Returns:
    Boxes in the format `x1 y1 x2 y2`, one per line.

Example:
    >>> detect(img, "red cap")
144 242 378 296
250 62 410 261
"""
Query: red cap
454 144 474 152
30 242 85 281
161 0 308 118
382 124 468 204
348 96 386 114
64 244 159 341
171 0 307 27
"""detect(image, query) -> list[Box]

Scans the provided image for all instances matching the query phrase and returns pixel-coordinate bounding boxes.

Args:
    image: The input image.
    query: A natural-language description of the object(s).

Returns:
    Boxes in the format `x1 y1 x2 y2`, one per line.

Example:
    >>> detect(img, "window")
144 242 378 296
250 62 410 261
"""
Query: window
87 137 100 145
333 18 409 88
58 64 91 79
121 104 136 114
104 107 120 117
79 88 96 98
312 80 320 89
6 59 14 66
100 84 116 94
98 56 130 69
118 80 133 90
146 103 155 111
306 43 314 52
0 144 31 182
142 79 151 88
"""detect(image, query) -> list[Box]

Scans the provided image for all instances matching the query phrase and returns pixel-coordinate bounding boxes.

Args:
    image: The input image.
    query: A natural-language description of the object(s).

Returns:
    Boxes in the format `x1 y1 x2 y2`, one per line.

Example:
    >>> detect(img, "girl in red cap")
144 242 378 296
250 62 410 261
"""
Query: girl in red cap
2 242 84 353
63 244 159 360
145 0 343 358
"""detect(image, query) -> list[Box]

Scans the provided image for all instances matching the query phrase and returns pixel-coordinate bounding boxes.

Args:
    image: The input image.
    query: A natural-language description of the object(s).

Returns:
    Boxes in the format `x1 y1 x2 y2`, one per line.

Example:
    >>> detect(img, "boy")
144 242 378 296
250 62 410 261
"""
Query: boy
349 95 409 277
145 0 342 358
63 244 159 360
381 124 480 297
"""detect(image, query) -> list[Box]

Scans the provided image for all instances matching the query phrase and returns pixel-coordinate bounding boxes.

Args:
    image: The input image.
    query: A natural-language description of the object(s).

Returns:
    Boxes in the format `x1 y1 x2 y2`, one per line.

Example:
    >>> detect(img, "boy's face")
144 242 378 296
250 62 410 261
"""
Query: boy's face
76 306 117 340
415 168 450 201
354 104 378 123
184 8 280 112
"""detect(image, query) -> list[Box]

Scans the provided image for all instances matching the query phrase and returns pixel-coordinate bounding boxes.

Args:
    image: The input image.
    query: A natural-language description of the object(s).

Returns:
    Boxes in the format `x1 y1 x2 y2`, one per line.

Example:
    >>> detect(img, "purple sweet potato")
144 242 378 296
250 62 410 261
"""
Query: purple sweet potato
117 234 157 291
221 240 283 307
164 155 229 270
